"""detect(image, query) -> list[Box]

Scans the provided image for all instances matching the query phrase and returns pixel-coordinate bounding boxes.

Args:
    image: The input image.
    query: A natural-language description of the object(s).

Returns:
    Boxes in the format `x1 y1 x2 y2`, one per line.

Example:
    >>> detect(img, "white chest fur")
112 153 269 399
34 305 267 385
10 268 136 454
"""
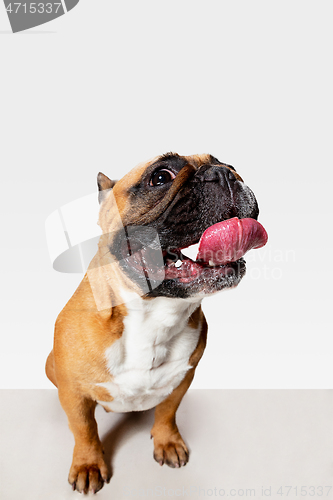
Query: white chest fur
97 292 202 413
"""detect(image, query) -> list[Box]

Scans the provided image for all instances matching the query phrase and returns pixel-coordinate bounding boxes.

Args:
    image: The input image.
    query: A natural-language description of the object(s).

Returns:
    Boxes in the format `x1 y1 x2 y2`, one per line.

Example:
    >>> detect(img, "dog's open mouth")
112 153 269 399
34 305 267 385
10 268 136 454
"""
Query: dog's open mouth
163 217 268 284
119 217 268 288
163 248 243 284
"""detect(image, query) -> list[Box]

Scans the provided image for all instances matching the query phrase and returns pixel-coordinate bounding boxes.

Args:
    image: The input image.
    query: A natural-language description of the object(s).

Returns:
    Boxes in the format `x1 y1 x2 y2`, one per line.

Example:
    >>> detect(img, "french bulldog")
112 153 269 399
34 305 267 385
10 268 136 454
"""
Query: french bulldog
46 152 267 494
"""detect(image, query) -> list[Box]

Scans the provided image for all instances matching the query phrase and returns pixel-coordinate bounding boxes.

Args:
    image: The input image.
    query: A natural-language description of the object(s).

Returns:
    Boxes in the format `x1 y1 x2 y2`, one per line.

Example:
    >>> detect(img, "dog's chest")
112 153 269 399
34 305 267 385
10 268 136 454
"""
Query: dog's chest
97 295 202 413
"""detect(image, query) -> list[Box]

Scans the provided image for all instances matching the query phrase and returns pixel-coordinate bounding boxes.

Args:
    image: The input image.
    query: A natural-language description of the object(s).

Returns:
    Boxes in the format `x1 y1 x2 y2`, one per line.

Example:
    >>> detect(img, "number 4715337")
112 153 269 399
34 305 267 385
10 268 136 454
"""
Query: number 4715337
5 3 62 14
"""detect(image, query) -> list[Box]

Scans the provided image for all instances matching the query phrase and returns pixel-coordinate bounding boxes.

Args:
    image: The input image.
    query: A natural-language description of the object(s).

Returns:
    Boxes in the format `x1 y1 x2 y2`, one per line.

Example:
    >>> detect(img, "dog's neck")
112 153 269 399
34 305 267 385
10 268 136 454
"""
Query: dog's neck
119 288 202 342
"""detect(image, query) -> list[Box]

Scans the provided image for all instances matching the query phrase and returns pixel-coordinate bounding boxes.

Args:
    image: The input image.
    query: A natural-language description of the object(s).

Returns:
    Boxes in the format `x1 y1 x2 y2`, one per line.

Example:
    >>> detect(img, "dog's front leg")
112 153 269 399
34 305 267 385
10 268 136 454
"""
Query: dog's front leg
151 316 207 469
58 386 110 494
151 368 195 468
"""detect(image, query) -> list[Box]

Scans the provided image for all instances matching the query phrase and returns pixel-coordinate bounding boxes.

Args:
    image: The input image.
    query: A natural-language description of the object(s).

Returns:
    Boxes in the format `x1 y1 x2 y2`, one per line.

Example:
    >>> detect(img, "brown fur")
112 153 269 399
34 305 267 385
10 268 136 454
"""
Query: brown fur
46 154 219 494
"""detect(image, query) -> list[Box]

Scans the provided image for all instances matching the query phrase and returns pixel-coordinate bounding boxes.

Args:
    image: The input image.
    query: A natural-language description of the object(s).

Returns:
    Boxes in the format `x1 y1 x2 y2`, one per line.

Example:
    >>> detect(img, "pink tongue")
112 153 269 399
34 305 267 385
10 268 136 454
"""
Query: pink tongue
197 217 268 265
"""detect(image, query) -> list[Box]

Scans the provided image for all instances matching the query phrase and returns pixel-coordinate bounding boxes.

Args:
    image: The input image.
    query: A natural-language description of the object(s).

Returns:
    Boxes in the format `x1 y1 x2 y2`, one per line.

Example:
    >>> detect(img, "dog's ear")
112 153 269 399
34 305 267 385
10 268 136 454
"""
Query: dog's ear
97 172 116 204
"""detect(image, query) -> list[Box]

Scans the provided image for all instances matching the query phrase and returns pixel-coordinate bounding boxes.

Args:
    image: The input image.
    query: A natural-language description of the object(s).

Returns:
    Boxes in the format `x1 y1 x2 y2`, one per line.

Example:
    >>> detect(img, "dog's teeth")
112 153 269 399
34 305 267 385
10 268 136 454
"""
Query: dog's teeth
181 243 200 261
209 260 215 267
175 259 182 268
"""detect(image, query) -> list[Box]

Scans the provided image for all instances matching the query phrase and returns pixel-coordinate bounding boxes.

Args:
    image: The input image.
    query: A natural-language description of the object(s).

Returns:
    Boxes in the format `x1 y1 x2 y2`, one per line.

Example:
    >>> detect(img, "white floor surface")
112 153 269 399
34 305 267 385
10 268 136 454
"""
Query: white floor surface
0 390 332 500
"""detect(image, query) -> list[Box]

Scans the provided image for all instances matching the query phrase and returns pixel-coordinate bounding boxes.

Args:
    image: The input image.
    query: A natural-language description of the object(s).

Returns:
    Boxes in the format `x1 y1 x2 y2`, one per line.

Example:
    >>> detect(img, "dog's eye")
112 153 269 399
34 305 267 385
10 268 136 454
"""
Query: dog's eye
150 169 176 187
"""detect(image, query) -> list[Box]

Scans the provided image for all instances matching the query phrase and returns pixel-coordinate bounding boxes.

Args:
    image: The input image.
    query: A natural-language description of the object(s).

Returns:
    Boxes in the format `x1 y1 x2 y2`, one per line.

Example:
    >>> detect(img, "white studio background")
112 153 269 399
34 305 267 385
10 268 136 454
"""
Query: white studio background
0 1 332 389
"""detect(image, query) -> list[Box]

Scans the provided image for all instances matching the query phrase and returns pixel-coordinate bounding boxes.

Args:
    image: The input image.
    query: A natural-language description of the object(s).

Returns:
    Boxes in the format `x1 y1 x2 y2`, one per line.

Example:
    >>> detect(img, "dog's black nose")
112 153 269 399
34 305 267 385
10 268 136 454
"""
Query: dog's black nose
196 165 237 187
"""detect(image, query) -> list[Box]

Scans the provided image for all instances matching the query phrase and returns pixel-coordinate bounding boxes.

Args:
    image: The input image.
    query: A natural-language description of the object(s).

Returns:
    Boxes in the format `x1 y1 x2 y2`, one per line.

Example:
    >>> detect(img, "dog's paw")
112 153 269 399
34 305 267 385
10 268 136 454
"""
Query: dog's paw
68 461 110 494
153 434 189 468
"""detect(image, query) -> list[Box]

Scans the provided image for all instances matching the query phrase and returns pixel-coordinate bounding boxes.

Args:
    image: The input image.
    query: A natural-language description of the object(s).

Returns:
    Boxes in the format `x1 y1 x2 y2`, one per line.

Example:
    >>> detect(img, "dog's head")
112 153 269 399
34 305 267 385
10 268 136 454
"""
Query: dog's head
96 153 267 300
